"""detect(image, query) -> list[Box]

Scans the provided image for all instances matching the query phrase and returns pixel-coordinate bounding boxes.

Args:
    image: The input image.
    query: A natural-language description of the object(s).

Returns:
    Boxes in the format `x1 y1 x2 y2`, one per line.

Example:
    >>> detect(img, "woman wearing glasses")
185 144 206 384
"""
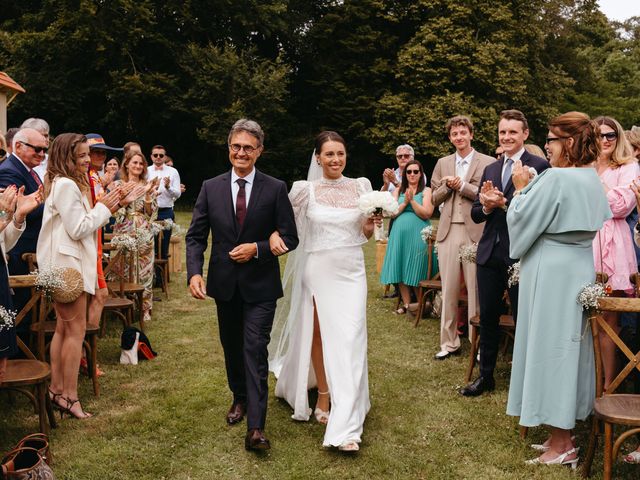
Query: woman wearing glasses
592 116 639 391
380 159 436 314
506 112 611 467
269 131 381 452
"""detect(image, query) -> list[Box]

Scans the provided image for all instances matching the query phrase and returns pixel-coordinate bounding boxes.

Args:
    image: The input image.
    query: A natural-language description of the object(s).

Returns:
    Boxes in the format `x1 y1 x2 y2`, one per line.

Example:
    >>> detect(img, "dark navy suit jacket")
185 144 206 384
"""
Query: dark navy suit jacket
185 169 298 303
0 154 44 272
471 151 550 266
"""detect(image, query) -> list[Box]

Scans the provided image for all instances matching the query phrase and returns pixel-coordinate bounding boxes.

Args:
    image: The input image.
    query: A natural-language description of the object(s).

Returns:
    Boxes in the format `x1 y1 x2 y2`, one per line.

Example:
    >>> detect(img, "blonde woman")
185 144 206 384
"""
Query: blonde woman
109 151 159 323
593 116 639 391
37 133 122 418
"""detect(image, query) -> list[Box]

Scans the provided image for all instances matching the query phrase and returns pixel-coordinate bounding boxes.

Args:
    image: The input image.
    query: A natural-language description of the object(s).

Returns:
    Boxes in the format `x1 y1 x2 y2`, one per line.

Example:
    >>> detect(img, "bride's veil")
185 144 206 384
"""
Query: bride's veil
268 150 318 376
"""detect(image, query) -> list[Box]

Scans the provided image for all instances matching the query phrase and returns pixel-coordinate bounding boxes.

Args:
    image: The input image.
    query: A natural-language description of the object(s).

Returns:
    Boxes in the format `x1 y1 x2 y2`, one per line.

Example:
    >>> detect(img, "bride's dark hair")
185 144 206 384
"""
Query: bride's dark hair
315 131 346 154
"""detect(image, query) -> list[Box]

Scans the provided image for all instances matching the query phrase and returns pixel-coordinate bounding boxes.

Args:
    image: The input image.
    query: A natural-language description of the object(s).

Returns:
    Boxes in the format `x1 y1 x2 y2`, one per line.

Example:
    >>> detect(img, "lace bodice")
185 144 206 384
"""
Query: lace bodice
290 177 372 252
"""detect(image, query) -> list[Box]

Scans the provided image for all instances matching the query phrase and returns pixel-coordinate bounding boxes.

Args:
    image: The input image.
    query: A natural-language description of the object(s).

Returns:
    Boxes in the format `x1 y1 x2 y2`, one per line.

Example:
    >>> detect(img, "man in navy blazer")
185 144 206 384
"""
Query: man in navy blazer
460 110 550 397
186 119 298 451
0 128 47 332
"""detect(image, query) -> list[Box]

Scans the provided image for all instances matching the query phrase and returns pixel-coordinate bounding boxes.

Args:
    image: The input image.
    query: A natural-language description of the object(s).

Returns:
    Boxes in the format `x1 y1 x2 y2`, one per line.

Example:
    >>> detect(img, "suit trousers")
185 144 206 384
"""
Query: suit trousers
215 289 277 430
438 223 479 352
477 251 518 380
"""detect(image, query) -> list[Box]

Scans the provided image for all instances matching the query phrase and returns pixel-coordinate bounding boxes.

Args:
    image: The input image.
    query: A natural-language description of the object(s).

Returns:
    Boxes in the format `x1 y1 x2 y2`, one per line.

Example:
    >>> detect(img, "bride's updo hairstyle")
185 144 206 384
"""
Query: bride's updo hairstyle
548 112 601 167
315 131 346 154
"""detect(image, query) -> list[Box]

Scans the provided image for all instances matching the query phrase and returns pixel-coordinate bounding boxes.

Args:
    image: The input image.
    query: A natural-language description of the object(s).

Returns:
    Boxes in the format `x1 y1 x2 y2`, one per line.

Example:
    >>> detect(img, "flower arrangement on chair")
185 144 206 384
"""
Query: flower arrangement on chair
0 305 16 332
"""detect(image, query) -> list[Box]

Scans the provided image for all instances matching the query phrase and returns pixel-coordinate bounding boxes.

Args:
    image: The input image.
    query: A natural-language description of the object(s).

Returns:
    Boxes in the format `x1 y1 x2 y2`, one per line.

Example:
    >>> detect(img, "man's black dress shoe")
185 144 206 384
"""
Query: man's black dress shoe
226 402 246 425
459 376 495 396
245 429 271 451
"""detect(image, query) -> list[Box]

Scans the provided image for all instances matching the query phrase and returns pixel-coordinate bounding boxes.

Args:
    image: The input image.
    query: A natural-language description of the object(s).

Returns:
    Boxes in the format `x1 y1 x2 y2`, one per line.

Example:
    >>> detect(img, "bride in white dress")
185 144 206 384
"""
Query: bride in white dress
269 131 380 452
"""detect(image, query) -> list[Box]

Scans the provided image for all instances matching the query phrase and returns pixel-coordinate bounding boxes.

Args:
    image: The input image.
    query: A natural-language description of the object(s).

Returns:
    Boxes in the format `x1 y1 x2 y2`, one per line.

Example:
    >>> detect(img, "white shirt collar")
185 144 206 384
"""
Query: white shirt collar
455 149 475 165
231 168 256 185
13 153 34 172
505 147 525 163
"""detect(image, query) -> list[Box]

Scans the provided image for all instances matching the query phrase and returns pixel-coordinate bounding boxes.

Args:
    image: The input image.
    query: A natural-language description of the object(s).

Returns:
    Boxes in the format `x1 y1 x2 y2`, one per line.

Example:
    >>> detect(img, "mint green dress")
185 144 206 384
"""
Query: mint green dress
506 168 611 429
380 191 438 287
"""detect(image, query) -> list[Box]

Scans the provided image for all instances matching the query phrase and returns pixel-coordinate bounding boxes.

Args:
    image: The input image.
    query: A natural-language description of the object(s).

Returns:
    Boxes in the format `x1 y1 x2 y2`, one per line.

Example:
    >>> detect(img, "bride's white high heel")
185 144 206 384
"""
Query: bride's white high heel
314 391 330 424
525 448 578 469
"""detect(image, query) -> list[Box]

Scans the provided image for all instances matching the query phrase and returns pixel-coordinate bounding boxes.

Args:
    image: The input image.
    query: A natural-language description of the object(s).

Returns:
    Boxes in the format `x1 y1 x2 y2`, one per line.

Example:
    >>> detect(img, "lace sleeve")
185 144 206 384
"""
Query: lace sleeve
289 180 310 218
357 177 373 195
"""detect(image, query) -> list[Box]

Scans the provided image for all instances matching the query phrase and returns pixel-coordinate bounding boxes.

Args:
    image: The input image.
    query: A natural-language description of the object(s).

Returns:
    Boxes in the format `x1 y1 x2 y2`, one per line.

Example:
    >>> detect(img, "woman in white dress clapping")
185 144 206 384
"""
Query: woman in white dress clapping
269 131 381 452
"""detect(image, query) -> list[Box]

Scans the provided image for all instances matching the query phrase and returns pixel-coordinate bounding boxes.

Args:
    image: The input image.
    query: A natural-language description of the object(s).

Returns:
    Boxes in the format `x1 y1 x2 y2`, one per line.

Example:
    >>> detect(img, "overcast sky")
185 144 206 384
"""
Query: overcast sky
598 0 640 22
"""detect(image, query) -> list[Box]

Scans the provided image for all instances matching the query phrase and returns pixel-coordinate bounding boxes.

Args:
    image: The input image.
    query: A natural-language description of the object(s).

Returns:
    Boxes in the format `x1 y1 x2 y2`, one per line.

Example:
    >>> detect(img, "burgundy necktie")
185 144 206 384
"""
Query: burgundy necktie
30 169 42 187
236 179 247 227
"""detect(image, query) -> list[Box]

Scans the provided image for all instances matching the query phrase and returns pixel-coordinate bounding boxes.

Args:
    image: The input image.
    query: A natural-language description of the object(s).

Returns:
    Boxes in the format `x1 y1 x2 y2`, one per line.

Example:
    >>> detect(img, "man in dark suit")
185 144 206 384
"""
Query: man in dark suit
460 110 550 397
186 119 298 451
0 128 47 333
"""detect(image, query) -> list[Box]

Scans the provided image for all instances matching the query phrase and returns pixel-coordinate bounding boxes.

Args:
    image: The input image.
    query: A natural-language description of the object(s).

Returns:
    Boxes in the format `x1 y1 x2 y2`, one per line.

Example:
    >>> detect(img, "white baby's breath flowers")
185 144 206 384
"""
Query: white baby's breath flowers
0 306 16 332
507 261 520 288
32 265 66 299
420 225 436 243
577 283 607 311
358 191 399 216
458 243 478 264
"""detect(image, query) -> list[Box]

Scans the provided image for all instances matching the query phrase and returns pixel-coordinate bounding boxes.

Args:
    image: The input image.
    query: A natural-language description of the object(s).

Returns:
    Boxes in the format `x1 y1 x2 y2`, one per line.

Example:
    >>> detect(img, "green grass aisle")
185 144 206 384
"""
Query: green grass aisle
1 211 635 479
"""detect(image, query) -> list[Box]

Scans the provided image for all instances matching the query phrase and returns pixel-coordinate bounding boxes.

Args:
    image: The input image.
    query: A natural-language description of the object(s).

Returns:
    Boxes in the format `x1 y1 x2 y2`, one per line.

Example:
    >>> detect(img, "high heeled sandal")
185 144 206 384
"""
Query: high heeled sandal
60 397 94 420
525 447 578 469
314 391 330 424
394 304 409 315
623 450 640 464
48 388 65 412
338 440 360 452
531 436 577 452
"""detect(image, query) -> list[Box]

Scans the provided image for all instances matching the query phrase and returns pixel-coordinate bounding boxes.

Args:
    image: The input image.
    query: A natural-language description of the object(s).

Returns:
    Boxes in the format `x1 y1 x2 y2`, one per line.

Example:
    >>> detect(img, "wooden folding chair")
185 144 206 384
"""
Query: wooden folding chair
104 247 145 330
582 296 640 479
0 275 57 434
414 235 442 326
99 247 134 336
154 229 170 299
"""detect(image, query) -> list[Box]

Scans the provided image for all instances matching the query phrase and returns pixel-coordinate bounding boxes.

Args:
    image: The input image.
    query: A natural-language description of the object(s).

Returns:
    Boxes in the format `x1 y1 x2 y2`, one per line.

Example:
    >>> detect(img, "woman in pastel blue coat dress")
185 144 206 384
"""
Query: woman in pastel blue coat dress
505 112 611 468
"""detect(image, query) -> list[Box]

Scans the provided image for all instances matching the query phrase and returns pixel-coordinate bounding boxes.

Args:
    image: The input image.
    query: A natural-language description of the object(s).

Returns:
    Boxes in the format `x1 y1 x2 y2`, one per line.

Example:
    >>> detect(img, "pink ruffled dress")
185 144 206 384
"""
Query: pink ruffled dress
593 161 640 293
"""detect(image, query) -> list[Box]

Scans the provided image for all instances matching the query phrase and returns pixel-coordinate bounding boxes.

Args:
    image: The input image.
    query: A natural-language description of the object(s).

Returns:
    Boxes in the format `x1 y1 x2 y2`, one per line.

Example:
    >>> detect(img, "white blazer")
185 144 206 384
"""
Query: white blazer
36 177 111 295
1 220 26 276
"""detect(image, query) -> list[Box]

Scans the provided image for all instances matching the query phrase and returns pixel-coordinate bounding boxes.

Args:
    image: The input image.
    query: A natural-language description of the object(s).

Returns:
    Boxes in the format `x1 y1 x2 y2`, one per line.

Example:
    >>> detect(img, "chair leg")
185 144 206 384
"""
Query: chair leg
89 334 99 397
36 383 49 435
414 287 425 327
519 426 528 439
603 422 613 480
581 416 599 478
465 327 479 383
163 265 169 299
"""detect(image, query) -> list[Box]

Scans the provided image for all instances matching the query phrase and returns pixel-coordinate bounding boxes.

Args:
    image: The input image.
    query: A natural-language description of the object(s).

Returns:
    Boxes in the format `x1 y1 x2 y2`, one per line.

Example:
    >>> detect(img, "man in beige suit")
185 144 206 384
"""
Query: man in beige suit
431 116 495 359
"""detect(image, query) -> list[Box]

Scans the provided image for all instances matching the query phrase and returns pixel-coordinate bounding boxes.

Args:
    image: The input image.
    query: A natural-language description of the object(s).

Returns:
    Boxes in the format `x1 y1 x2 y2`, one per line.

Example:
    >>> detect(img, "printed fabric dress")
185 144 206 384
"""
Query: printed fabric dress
379 191 438 287
270 176 372 447
109 183 158 323
506 168 611 429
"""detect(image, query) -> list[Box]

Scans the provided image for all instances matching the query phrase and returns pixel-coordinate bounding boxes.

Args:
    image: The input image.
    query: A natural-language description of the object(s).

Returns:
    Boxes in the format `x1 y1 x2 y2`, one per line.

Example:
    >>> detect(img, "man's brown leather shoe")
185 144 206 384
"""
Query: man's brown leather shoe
244 429 271 451
226 402 246 425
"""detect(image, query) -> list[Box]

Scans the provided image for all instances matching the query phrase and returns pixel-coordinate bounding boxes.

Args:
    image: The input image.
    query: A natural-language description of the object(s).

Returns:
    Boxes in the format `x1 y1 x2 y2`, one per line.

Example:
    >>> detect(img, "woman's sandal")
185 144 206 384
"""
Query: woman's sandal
531 435 576 452
48 388 65 412
314 391 330 424
338 440 360 452
61 397 94 420
394 304 408 315
623 450 640 464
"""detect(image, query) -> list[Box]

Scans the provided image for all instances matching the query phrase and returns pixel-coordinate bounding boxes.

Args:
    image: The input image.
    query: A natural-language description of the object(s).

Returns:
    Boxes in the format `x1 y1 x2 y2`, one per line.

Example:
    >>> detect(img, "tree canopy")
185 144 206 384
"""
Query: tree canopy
1 0 637 200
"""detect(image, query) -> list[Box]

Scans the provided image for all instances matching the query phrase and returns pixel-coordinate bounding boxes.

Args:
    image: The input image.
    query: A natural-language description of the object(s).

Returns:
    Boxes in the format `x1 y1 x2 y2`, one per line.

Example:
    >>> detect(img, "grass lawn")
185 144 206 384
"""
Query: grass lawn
1 210 637 479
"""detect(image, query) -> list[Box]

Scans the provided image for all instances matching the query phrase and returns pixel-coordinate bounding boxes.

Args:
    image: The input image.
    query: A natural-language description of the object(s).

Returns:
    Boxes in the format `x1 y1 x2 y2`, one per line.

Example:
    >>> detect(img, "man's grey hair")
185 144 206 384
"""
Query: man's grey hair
228 119 264 146
395 144 414 156
12 129 31 151
20 118 50 135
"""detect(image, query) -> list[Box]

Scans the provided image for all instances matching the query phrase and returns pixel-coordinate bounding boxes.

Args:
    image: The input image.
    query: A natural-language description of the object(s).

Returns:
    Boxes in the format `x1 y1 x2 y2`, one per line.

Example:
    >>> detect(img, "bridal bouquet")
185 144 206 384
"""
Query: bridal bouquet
457 243 477 264
577 282 607 311
358 191 399 217
507 261 520 287
0 306 16 332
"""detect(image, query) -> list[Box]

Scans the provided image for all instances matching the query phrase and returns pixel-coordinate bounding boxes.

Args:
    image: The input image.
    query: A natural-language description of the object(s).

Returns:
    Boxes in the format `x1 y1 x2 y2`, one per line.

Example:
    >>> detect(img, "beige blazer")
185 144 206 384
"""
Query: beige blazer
36 177 111 295
431 150 496 243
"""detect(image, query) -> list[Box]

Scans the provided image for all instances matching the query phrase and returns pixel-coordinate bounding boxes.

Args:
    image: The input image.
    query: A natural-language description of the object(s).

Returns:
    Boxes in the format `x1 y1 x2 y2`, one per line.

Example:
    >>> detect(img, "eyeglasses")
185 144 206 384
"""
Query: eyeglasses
406 169 420 174
22 142 48 154
600 132 618 141
229 143 258 154
152 153 165 158
396 154 412 159
545 136 567 144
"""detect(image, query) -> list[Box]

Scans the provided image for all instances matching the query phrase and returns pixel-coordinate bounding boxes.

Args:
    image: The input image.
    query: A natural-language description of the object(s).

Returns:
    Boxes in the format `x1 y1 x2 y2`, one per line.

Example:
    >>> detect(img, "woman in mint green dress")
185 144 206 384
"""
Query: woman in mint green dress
506 112 611 468
380 160 436 313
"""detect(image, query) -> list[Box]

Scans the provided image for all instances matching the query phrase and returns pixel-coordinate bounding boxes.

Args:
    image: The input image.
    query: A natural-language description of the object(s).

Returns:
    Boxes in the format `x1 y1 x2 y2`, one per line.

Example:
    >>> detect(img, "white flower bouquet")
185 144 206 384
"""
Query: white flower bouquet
0 306 16 332
32 265 67 299
507 261 520 288
420 225 437 243
358 191 399 217
577 282 607 311
458 243 478 264
111 231 152 253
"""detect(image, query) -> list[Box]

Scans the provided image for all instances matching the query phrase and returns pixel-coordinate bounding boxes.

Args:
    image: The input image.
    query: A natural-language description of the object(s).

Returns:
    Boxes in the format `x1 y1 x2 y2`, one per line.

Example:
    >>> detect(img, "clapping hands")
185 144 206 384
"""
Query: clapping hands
479 180 506 213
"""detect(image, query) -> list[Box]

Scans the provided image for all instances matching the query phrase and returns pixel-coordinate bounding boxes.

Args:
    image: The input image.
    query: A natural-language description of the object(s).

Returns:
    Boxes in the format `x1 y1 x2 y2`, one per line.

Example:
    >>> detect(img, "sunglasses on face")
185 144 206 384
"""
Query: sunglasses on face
152 153 165 158
600 132 618 141
396 154 411 159
22 142 48 154
545 136 567 144
406 169 420 174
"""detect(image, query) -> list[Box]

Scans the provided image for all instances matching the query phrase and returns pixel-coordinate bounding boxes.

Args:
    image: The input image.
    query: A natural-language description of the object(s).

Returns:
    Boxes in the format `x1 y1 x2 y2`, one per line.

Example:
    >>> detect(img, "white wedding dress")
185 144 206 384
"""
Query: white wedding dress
270 176 372 447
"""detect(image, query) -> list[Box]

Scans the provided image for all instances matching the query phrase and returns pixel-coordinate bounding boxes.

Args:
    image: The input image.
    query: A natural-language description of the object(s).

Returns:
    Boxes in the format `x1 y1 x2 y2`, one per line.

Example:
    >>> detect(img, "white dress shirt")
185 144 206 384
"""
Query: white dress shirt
146 164 181 208
455 148 475 192
501 147 525 180
231 168 256 214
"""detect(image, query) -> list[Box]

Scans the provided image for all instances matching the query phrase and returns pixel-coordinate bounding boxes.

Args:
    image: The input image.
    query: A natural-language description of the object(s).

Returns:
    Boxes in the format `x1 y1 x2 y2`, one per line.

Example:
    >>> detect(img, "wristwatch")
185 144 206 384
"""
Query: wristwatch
0 210 6 221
